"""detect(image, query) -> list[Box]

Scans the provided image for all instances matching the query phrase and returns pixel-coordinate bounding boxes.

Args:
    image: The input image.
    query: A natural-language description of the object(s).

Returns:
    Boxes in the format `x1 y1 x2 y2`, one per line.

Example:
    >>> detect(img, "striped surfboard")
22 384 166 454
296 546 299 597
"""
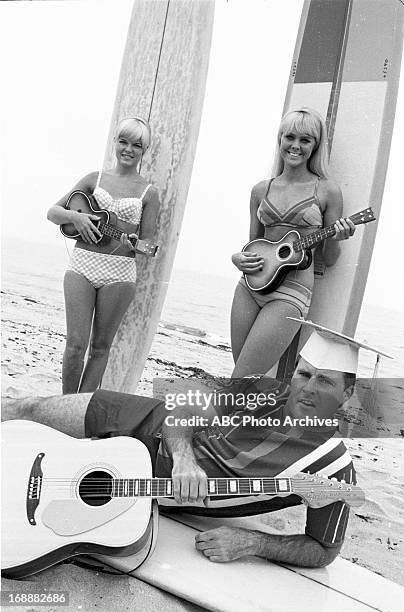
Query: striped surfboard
275 0 403 381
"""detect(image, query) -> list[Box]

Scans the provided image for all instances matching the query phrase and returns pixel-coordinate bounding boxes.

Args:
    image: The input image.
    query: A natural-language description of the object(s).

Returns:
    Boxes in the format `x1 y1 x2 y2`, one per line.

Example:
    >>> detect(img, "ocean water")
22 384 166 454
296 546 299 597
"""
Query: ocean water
2 237 403 378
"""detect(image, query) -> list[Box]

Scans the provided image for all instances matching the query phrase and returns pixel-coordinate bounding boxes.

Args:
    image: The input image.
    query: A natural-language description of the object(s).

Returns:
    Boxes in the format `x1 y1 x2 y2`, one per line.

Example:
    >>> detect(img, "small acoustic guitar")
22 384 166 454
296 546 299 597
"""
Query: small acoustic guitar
60 190 158 257
243 208 375 294
2 420 364 578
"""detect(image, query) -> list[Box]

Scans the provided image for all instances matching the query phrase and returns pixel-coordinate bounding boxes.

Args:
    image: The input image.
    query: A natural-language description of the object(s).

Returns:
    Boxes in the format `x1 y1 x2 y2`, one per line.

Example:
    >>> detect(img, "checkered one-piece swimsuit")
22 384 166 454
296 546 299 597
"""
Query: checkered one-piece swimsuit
68 183 151 289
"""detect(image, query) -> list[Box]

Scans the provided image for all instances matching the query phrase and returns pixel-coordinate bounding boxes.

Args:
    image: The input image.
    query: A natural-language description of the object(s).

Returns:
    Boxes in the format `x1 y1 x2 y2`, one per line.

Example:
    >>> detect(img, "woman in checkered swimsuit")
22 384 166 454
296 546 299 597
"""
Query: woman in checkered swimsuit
47 117 159 394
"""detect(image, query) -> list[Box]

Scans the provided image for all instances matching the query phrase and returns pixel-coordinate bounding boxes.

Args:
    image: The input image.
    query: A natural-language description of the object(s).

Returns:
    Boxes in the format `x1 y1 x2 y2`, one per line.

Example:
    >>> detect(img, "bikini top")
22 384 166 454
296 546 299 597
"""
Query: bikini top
93 183 152 225
257 177 323 229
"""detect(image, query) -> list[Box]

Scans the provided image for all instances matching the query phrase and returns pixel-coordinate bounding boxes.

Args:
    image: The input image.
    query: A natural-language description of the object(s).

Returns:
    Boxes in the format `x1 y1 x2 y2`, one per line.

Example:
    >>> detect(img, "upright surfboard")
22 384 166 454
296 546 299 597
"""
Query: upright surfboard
275 0 403 381
102 0 215 392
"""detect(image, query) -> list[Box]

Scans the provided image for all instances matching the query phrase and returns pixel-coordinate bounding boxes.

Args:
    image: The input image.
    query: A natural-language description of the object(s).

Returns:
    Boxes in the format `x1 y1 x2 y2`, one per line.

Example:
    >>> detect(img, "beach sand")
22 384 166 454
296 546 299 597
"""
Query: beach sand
2 287 404 601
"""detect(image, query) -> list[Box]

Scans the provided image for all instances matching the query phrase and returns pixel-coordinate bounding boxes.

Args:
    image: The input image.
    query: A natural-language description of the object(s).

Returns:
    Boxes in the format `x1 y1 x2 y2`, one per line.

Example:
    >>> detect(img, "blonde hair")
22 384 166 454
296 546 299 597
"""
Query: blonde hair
115 116 151 152
273 107 330 178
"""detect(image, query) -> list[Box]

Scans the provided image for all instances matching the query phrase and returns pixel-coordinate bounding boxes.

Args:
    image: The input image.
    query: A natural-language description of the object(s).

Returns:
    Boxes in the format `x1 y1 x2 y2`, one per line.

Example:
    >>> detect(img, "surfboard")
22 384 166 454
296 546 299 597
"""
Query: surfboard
101 0 215 393
3 514 402 611
273 0 404 381
34 514 401 612
132 514 404 612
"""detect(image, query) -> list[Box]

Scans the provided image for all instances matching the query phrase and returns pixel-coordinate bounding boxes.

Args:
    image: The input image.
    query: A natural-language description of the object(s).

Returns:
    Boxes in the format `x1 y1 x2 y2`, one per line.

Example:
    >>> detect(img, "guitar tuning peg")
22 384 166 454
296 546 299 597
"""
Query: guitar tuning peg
331 477 337 482
341 479 346 484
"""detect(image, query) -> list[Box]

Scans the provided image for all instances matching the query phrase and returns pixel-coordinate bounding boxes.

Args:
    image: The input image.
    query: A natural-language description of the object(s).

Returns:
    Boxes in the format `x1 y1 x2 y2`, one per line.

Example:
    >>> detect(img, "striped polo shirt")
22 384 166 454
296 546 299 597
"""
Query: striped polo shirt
156 378 356 547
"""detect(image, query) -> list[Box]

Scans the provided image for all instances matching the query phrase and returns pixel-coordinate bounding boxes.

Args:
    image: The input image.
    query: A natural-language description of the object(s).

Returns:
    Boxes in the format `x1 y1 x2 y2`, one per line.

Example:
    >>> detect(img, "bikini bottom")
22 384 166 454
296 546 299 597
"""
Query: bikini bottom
238 275 312 317
67 248 137 289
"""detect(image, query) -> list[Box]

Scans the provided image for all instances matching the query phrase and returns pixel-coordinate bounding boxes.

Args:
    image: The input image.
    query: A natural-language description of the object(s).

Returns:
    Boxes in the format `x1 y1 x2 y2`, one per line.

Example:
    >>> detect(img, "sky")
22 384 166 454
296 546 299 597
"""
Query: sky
1 0 403 312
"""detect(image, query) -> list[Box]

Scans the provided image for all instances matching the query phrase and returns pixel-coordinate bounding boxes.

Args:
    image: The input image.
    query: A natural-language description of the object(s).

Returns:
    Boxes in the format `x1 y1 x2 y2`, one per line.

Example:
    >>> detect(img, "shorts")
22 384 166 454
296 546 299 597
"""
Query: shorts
85 390 166 465
68 248 137 289
238 276 312 317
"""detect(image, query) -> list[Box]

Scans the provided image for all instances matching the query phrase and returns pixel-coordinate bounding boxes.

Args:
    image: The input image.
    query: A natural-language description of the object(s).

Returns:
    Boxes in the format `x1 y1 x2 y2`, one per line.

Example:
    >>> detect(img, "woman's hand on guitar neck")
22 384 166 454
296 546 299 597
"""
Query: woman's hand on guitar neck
232 251 264 274
120 232 139 252
332 217 356 241
70 210 102 244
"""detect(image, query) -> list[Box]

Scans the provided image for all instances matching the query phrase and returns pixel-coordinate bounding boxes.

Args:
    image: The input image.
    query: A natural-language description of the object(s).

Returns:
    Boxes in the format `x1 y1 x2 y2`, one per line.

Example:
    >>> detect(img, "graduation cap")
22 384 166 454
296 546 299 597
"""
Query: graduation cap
287 318 393 373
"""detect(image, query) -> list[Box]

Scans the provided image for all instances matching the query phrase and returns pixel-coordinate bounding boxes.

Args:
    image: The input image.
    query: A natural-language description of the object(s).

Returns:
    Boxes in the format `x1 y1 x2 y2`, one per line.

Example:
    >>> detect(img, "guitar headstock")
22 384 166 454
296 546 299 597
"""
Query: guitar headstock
293 472 365 508
135 239 158 257
350 208 376 226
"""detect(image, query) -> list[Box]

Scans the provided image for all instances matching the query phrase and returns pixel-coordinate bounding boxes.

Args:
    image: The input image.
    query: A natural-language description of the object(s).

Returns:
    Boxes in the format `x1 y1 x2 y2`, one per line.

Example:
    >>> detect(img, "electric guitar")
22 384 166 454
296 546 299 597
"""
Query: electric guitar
243 207 375 293
60 190 158 257
1 420 364 578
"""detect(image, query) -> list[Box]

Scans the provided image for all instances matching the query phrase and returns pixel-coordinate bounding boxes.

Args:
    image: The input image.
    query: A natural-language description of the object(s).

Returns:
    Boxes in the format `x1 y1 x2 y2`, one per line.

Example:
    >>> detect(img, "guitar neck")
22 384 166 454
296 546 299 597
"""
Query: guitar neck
98 220 158 257
111 476 293 498
293 208 375 252
98 220 129 244
108 473 363 508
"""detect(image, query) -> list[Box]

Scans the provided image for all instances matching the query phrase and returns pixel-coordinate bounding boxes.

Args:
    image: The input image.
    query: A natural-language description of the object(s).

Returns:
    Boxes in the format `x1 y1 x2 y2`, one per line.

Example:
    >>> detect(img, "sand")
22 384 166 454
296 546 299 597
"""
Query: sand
1 287 403 595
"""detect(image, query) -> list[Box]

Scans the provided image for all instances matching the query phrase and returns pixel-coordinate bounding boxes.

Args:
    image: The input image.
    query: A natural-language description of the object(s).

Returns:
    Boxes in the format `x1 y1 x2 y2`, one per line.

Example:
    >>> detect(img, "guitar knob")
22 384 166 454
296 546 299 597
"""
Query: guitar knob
341 479 346 484
331 477 337 482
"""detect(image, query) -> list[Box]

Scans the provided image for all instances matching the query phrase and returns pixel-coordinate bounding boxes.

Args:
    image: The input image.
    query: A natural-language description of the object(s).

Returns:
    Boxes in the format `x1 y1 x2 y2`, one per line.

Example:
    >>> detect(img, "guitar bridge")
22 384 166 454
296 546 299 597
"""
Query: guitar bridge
26 453 45 526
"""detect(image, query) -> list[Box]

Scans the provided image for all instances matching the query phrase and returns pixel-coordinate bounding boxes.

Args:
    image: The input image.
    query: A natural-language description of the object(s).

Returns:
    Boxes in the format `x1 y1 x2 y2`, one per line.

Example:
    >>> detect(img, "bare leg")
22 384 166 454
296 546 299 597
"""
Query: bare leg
1 393 91 438
230 281 261 364
63 271 96 394
231 301 302 378
79 282 136 393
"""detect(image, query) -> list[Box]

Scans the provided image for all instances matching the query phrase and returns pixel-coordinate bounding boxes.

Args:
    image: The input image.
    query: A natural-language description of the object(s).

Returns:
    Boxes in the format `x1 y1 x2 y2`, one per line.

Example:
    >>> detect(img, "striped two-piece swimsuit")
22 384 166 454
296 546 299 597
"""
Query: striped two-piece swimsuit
239 177 323 317
68 178 152 289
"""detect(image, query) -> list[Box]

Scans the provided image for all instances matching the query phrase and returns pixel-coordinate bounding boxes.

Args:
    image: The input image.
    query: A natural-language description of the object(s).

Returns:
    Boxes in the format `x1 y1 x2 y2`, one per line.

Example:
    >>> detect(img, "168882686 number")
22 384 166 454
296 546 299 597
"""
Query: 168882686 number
1 591 69 606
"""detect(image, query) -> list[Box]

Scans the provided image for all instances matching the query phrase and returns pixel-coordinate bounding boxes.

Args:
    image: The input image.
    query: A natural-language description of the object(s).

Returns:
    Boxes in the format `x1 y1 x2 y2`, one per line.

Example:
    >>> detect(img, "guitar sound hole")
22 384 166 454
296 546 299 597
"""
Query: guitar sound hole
278 245 291 260
79 470 113 506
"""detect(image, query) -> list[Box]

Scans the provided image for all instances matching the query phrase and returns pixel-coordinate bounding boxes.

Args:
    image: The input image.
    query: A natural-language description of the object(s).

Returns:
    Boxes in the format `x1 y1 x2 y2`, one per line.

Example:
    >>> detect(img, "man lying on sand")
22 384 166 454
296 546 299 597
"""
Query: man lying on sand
2 321 382 568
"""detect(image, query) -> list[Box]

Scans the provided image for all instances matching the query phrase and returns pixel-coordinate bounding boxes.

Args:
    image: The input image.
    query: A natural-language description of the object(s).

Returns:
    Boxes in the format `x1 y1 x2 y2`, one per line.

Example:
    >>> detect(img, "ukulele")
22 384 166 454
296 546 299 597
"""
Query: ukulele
243 208 375 293
60 190 158 257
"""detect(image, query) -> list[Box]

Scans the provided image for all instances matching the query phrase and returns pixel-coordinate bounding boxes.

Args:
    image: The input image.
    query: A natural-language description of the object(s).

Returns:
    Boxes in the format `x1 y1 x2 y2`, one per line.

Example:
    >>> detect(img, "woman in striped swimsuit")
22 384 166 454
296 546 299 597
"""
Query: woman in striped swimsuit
230 108 355 378
47 117 159 394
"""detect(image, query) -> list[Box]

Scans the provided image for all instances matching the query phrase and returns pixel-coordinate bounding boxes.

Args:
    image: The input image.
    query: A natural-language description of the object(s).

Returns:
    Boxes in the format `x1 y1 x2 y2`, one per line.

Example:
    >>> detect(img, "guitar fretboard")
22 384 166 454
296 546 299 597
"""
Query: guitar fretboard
111 477 293 498
98 221 136 247
293 209 374 252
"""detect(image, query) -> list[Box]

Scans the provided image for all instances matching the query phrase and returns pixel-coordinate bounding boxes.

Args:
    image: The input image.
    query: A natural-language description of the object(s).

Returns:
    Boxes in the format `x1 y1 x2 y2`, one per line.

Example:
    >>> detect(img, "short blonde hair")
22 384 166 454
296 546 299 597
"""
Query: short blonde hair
115 117 151 152
273 107 330 178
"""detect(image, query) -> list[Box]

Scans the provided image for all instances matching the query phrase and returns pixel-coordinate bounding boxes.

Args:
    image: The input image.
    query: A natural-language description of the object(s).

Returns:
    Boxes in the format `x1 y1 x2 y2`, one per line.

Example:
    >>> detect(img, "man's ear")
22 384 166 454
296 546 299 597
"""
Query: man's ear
343 385 354 403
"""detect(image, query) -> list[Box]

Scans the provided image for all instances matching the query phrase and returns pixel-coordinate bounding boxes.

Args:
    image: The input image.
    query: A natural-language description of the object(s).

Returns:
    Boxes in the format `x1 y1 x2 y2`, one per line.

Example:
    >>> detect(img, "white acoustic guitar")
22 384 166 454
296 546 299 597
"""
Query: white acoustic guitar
1 420 364 578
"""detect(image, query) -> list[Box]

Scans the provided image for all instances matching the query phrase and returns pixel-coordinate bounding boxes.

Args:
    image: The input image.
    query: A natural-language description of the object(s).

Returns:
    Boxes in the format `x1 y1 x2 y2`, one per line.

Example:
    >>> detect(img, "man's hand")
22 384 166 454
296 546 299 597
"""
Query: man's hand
196 527 342 567
195 527 260 562
171 451 208 504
